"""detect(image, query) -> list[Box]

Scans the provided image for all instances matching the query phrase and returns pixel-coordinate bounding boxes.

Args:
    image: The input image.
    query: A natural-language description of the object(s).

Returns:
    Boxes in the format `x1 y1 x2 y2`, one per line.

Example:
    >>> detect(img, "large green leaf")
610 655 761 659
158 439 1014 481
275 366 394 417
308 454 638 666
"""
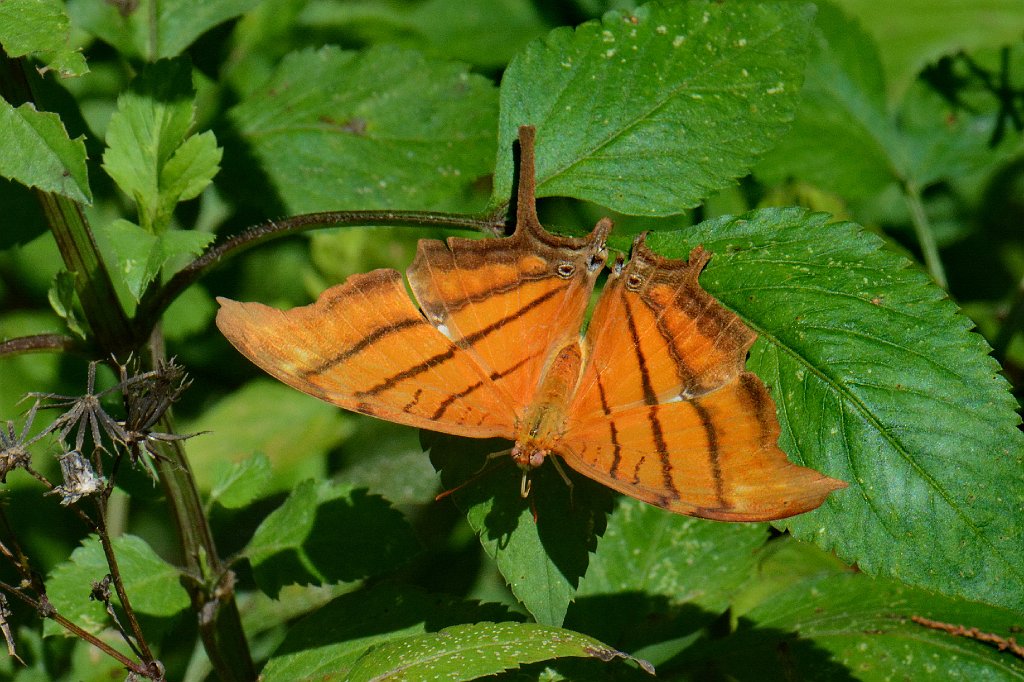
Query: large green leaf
568 498 767 660
755 2 1016 200
44 534 190 637
182 379 353 494
832 0 1024 102
672 538 1024 680
493 0 814 216
647 208 1024 613
298 0 548 69
346 621 651 680
243 479 420 597
67 0 262 60
0 0 87 77
260 583 519 682
430 435 613 627
0 100 91 204
228 44 498 214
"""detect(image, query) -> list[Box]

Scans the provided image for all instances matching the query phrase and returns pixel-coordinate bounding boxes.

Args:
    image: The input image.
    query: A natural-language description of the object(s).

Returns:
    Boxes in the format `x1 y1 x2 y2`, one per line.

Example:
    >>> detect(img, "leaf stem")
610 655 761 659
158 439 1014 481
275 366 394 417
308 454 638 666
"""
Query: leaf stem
0 334 80 357
902 181 948 289
133 208 505 338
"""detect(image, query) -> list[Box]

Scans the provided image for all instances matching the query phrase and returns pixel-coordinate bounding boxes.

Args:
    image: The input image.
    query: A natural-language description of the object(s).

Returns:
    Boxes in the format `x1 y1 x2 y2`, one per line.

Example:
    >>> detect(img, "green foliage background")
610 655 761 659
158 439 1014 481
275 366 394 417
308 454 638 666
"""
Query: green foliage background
1 0 1023 680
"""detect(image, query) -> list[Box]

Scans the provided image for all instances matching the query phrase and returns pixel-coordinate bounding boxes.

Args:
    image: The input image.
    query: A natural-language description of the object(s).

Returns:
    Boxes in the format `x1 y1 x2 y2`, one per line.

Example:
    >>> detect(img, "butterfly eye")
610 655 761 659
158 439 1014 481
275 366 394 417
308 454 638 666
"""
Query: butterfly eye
556 262 576 279
626 273 644 291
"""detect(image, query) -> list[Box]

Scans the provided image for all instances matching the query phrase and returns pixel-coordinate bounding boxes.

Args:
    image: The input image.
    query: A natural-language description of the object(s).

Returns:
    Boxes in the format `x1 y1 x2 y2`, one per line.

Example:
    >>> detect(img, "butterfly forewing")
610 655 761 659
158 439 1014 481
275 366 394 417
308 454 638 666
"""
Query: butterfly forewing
407 220 608 422
216 269 515 439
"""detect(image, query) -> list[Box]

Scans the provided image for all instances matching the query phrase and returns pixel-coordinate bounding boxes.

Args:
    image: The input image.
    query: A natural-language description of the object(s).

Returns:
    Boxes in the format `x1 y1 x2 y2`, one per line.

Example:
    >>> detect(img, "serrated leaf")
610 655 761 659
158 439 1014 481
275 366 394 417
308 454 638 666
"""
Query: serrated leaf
244 479 419 597
101 220 213 301
0 0 88 77
261 583 519 682
646 208 1024 613
208 451 272 509
102 58 222 233
0 101 91 204
227 44 498 214
182 379 353 494
493 1 814 216
430 435 613 627
347 621 652 681
299 0 547 69
755 3 1017 200
66 0 262 60
674 538 1024 680
44 534 190 637
833 0 1024 102
568 498 767 656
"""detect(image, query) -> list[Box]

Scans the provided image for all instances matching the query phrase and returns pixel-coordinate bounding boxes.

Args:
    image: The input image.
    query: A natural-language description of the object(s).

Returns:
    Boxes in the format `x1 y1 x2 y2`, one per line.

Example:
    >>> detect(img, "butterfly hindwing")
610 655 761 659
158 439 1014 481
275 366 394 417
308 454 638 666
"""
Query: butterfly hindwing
561 238 846 520
216 269 515 439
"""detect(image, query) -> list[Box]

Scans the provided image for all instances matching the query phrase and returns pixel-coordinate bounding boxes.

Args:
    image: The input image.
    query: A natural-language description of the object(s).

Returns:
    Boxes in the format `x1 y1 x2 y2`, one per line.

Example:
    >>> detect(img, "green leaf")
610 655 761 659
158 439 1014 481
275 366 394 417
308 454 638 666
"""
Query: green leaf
647 208 1024 613
832 0 1024 102
44 534 190 637
430 435 613 627
227 44 498 214
493 1 815 216
208 452 272 509
755 3 1017 199
66 0 262 60
298 0 547 69
243 479 420 597
674 538 1024 680
101 220 213 301
568 498 767 659
260 583 519 682
0 100 91 204
0 0 88 77
347 621 652 680
46 269 87 339
102 58 222 233
181 379 353 494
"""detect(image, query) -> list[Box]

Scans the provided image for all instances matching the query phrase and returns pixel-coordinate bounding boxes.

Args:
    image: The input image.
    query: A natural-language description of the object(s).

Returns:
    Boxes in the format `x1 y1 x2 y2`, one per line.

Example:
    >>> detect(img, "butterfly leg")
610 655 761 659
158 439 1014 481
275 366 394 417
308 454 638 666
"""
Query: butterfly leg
549 455 576 509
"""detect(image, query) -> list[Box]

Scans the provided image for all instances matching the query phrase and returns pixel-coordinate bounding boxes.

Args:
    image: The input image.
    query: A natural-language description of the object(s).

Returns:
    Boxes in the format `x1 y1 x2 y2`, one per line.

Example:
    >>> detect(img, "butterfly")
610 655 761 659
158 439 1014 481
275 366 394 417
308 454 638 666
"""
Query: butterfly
216 126 845 521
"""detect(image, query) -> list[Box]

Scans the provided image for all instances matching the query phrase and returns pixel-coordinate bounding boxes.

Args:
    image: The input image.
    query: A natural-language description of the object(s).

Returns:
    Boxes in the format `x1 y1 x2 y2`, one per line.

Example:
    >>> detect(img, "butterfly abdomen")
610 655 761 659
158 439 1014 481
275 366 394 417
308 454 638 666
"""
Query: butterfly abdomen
511 341 583 470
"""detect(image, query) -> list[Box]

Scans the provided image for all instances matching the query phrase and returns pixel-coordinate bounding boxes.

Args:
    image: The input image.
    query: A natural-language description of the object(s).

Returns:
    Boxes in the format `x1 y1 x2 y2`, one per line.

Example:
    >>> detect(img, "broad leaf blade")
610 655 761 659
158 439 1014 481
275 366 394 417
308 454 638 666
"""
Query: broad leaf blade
494 1 815 216
648 208 1024 613
0 101 91 204
0 0 88 77
228 44 498 214
208 451 272 509
44 535 190 637
67 0 262 59
674 538 1024 680
568 498 767 658
430 436 613 627
347 622 652 680
243 479 420 597
261 583 519 682
833 0 1024 101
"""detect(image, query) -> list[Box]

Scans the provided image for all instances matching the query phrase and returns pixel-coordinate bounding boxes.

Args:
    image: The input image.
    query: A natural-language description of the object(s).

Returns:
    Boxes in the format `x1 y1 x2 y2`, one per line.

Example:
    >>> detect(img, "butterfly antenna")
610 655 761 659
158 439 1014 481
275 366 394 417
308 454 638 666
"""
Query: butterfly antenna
435 448 511 502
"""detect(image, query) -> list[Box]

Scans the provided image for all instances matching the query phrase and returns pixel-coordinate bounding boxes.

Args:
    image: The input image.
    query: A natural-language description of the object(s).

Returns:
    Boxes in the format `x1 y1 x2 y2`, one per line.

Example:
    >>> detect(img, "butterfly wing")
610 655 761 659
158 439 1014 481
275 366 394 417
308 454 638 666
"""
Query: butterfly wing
216 268 515 439
407 218 609 424
561 237 845 520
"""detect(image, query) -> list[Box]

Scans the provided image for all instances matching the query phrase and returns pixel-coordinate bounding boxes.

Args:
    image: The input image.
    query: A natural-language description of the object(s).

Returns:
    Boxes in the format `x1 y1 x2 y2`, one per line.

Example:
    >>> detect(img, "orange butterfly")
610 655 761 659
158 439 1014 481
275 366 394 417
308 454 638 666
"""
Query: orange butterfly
216 126 845 521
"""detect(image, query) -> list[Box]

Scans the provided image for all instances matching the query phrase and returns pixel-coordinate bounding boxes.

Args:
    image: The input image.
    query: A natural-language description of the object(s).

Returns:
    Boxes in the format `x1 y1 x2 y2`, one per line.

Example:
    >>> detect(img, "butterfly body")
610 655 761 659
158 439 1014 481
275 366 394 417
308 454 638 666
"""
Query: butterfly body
216 125 846 521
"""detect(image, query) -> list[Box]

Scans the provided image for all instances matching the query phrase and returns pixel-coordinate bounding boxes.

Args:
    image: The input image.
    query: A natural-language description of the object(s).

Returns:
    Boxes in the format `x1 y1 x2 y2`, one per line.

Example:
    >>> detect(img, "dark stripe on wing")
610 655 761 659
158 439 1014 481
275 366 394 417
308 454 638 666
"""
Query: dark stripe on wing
310 316 426 375
692 399 727 507
428 355 535 420
596 375 622 478
356 287 561 398
624 302 658 406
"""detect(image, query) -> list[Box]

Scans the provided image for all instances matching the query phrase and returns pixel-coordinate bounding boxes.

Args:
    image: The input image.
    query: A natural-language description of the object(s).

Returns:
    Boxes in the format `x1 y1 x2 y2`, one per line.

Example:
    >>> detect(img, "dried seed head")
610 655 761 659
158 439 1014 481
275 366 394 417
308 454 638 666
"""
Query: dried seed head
49 451 105 505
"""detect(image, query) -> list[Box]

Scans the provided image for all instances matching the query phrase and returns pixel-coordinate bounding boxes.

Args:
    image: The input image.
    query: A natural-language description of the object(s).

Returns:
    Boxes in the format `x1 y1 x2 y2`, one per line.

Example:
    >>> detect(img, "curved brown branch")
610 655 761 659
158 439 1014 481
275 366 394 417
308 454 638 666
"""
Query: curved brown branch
133 209 506 340
0 334 81 358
